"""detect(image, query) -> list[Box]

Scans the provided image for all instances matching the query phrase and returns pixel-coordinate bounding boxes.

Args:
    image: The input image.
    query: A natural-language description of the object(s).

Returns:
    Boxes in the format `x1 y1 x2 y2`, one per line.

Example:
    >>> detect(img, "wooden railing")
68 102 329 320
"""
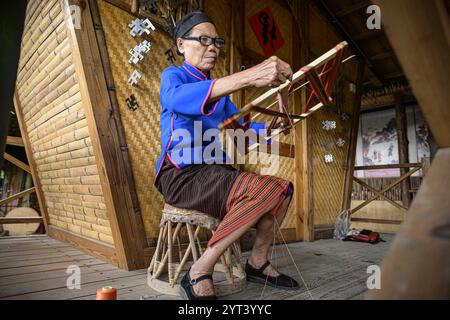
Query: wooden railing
350 162 422 225
1 136 42 226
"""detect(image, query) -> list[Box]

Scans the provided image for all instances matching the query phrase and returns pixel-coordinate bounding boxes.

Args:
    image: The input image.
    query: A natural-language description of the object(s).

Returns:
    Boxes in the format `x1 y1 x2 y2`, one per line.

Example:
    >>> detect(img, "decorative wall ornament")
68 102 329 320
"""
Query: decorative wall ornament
140 0 158 14
336 138 345 147
128 70 142 86
128 18 156 37
165 48 176 64
126 94 139 111
324 154 334 163
322 120 336 131
129 40 152 64
339 111 349 122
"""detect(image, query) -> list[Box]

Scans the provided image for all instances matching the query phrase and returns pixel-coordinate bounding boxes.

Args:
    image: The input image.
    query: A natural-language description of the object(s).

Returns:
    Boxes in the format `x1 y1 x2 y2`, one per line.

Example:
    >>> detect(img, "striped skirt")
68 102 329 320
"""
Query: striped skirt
155 156 241 220
207 172 293 247
155 157 294 247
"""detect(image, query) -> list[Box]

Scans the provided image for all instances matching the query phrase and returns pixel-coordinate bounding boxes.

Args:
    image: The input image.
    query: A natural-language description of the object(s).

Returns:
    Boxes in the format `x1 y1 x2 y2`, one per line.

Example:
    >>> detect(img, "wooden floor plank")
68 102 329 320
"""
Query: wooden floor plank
0 247 77 258
0 268 146 299
0 249 84 263
0 254 94 269
0 263 119 286
0 234 393 300
0 259 106 277
4 274 147 300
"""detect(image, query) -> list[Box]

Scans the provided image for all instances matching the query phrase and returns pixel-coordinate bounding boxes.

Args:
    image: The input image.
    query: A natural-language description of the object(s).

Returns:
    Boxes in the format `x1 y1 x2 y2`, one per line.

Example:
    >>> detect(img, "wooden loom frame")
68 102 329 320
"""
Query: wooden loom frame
218 41 348 154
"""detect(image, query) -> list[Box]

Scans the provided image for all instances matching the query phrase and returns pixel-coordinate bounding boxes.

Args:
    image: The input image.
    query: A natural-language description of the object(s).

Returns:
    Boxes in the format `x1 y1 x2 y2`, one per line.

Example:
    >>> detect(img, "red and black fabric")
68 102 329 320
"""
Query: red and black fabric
288 45 345 113
207 171 293 247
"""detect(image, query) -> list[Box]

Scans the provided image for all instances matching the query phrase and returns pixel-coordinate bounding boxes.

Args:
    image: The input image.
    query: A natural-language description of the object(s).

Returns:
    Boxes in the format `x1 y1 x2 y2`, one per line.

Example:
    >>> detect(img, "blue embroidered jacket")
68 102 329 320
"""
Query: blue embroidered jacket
154 61 266 183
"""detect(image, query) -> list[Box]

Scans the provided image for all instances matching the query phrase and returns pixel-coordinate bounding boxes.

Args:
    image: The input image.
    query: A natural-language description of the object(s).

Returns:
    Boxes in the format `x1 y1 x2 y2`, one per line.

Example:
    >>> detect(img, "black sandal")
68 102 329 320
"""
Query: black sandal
179 267 218 300
245 260 300 290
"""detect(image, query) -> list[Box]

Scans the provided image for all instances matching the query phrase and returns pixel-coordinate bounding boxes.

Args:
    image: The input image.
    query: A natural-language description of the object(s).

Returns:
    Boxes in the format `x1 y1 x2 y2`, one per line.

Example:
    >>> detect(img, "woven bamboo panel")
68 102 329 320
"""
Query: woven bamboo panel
204 0 231 79
15 0 114 244
308 9 359 227
244 0 292 62
98 0 177 239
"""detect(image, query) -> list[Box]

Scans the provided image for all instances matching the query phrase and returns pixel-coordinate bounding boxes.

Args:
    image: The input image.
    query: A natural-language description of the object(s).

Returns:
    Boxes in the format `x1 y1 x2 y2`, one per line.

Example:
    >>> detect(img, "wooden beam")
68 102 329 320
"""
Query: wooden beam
341 59 365 211
0 187 35 206
351 217 402 225
335 1 370 17
13 92 50 231
384 71 405 79
6 136 24 147
353 29 382 41
361 90 416 111
89 0 148 253
64 0 147 270
354 163 421 170
395 94 412 207
369 51 394 61
364 65 383 86
0 216 43 224
3 152 30 173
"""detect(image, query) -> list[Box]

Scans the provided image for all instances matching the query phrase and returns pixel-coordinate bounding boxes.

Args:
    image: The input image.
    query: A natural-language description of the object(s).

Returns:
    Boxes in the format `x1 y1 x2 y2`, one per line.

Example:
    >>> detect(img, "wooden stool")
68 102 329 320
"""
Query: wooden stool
147 203 246 297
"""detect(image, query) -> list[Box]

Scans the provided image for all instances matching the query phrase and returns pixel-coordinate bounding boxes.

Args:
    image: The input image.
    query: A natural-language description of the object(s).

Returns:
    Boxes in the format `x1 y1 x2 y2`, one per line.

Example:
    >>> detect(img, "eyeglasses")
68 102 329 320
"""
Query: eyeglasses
182 35 225 49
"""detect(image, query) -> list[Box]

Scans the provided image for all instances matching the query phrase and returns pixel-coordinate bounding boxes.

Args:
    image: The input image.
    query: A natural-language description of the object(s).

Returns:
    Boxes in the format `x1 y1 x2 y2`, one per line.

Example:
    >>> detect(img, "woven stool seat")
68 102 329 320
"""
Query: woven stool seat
159 203 220 230
147 203 246 297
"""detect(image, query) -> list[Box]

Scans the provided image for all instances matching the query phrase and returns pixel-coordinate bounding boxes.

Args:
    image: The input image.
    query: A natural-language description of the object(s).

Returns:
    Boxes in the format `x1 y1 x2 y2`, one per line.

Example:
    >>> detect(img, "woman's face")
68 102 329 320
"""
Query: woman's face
177 22 220 73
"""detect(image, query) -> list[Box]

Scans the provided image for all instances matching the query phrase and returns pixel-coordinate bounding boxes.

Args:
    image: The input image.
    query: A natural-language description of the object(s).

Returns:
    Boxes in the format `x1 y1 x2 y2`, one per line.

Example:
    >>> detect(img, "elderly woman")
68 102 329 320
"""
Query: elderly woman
154 10 299 300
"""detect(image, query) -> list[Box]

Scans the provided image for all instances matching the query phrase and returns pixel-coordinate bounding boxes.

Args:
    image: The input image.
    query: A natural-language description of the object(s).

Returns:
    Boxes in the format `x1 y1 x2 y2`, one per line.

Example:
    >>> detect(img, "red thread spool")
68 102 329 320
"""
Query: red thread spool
96 286 117 300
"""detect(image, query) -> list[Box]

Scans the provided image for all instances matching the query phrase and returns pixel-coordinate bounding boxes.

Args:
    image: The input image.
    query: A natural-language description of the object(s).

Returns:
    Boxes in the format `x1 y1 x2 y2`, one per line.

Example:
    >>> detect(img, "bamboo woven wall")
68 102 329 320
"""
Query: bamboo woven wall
15 0 114 244
97 0 172 239
204 0 231 79
308 6 359 227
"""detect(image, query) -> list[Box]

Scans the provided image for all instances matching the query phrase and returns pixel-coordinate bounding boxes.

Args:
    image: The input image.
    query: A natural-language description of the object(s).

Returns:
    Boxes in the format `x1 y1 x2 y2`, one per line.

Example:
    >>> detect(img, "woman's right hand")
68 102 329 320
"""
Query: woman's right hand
244 56 293 88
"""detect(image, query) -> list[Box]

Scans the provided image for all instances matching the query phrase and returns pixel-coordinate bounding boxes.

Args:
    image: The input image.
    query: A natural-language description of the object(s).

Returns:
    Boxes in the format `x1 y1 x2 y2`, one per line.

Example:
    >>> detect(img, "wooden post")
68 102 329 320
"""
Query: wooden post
293 0 314 241
341 59 365 212
394 93 411 207
370 0 450 299
63 0 147 270
229 0 246 172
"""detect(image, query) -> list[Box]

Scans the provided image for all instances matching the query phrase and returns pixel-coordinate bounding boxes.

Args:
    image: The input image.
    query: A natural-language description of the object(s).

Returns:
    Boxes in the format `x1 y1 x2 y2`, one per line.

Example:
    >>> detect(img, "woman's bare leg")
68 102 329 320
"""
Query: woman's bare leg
248 195 292 276
189 194 292 296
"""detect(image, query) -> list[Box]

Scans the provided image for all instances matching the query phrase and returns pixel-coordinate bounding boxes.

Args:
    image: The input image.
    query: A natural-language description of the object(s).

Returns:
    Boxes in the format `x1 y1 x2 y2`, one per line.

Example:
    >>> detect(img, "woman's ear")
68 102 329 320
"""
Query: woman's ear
177 38 184 55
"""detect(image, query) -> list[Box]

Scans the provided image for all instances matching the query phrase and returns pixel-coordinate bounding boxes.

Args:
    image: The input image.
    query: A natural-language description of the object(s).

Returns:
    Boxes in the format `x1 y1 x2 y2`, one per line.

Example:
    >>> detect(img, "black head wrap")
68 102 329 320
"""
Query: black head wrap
172 10 215 56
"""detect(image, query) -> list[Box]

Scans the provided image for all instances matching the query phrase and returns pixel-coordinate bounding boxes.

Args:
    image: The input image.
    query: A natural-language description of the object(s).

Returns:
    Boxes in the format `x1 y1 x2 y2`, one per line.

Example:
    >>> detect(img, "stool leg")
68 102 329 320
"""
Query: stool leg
167 221 173 285
176 234 182 262
186 224 198 262
196 233 204 256
219 254 233 283
231 242 244 274
151 223 167 275
173 226 201 282
225 248 234 283
154 222 182 280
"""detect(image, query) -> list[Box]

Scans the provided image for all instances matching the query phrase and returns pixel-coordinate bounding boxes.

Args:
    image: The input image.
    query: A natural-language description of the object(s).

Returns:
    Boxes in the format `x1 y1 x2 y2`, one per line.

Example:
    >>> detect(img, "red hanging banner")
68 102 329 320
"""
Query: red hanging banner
248 7 285 57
